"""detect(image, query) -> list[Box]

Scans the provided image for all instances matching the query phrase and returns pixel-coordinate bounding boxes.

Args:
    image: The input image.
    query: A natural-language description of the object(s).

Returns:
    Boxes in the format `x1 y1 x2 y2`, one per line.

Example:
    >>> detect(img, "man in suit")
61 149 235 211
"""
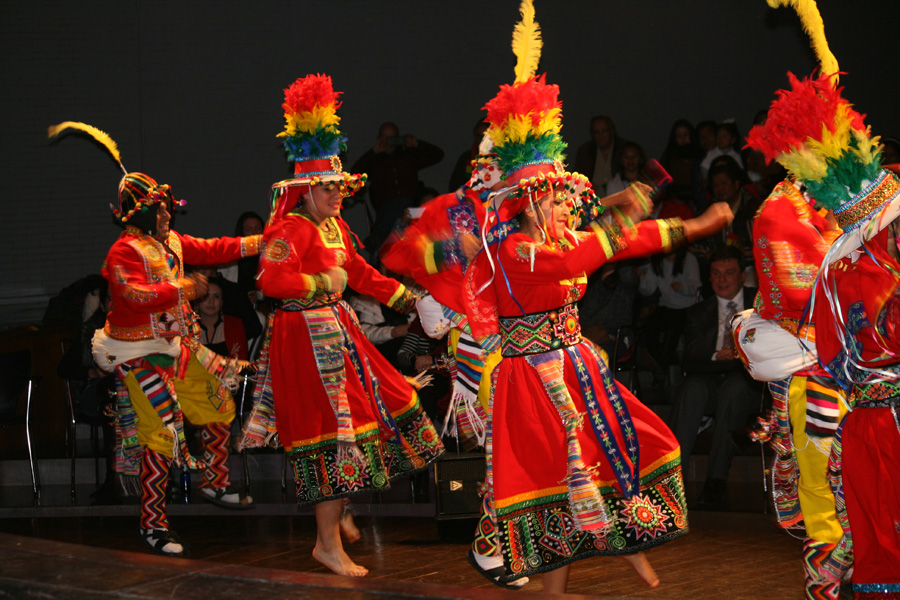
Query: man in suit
670 244 763 509
572 115 631 195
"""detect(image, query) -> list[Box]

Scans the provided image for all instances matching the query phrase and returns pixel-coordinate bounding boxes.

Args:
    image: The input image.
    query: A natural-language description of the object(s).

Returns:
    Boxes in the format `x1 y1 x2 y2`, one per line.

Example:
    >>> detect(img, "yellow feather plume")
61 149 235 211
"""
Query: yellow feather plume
48 121 126 173
767 0 839 85
512 0 542 84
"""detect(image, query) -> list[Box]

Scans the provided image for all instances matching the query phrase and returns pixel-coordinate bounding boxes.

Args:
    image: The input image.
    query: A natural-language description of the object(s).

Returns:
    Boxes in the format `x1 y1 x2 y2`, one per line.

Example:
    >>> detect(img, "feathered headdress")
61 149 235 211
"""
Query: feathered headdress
270 74 367 222
482 0 599 227
276 74 365 192
48 121 183 229
746 1 898 235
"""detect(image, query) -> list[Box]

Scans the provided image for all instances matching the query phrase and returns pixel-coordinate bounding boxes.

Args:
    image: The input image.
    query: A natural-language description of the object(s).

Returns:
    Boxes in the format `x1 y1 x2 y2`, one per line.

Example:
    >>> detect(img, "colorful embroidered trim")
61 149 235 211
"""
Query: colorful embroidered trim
499 303 581 357
568 343 639 498
287 402 442 505
834 169 900 231
525 350 611 532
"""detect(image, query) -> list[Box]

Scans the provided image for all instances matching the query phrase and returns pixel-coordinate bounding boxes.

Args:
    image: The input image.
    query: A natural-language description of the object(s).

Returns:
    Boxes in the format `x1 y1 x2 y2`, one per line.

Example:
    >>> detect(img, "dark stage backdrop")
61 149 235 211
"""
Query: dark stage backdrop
1 0 898 325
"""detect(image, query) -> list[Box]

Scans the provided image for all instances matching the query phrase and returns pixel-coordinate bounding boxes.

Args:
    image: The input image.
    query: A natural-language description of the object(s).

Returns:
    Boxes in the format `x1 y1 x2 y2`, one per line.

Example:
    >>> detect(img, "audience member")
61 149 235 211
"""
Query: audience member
669 245 762 509
696 120 717 155
882 137 900 166
660 119 703 201
447 119 489 192
704 157 760 265
699 121 744 180
350 121 444 245
219 211 265 302
605 142 650 195
742 109 786 199
188 265 263 342
572 115 631 194
579 261 640 361
56 278 117 504
193 277 249 360
345 291 410 367
638 248 701 373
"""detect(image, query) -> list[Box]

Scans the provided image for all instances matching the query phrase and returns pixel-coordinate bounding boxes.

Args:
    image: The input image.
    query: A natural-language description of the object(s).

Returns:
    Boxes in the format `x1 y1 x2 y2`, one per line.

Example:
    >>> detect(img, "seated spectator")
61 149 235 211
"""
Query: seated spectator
396 314 451 424
696 157 761 284
742 109 786 199
882 137 900 166
193 277 249 360
660 119 704 202
188 266 263 343
668 245 763 509
350 121 443 247
447 119 489 192
219 211 265 303
56 278 118 503
573 115 632 194
638 248 701 373
579 261 639 361
346 291 410 367
699 121 744 181
606 142 652 195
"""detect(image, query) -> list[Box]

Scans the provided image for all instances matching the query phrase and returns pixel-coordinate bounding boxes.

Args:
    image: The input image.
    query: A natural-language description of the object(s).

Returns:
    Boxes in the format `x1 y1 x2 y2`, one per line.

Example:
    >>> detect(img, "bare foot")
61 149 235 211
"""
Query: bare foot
339 512 361 544
622 552 659 588
312 545 368 577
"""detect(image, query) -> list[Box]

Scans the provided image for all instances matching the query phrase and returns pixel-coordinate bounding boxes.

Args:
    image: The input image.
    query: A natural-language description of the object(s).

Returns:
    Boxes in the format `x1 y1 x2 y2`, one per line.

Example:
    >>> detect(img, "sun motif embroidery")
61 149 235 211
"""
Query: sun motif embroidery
620 494 670 541
265 238 290 263
333 455 365 491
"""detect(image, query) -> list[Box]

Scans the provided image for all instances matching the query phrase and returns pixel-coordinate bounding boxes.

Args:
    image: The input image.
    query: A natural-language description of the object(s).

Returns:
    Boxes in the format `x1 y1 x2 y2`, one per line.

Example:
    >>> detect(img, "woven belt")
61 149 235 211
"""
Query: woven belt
499 303 582 357
276 294 341 312
857 396 900 409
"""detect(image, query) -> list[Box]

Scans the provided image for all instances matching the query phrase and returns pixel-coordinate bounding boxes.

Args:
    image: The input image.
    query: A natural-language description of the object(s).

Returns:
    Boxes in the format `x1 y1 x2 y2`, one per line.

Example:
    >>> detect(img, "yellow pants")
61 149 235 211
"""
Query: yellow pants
788 375 848 544
123 353 235 458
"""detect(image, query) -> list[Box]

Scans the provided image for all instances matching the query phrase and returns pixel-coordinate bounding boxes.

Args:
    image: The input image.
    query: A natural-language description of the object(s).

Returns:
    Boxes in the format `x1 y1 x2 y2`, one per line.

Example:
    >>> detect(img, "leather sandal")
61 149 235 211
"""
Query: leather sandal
138 527 188 557
467 549 528 589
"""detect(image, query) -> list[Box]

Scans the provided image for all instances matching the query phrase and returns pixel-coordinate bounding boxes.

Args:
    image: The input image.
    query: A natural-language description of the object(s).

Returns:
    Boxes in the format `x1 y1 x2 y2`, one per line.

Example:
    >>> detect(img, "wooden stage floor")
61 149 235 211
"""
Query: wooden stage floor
0 506 805 599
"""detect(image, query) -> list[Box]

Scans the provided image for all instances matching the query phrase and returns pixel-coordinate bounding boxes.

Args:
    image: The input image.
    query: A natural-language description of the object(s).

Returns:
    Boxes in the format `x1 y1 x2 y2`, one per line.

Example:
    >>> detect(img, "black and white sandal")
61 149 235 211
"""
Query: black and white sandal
138 527 189 558
467 549 528 589
198 484 255 509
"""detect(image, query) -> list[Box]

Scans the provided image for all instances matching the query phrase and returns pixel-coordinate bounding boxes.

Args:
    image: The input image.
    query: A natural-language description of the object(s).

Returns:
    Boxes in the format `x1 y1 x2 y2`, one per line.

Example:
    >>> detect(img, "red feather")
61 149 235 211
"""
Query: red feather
282 73 342 114
482 74 561 127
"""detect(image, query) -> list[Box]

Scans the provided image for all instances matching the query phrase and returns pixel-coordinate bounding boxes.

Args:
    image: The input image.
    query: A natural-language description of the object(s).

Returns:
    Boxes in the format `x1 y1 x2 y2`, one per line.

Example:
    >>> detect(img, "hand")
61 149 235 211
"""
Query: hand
460 232 482 261
683 202 733 242
715 347 738 361
414 355 433 372
404 134 418 148
318 267 348 292
374 136 391 153
186 272 208 298
671 281 682 292
391 324 409 338
601 183 653 224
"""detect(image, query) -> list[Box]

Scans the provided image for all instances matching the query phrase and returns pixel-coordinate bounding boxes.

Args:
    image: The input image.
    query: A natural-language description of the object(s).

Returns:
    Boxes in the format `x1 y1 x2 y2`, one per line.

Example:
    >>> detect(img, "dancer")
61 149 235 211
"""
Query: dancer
460 61 731 591
49 122 260 557
748 66 900 599
241 75 444 577
732 4 852 597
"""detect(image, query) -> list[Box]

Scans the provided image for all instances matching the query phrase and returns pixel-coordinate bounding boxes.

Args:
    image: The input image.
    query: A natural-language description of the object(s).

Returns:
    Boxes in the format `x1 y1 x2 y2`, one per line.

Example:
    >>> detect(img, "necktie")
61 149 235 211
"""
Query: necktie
722 301 737 350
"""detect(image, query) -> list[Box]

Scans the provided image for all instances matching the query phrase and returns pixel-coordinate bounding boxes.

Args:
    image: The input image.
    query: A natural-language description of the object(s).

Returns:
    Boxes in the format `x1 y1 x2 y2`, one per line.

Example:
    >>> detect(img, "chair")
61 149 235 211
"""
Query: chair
612 326 641 396
0 349 41 504
60 339 103 505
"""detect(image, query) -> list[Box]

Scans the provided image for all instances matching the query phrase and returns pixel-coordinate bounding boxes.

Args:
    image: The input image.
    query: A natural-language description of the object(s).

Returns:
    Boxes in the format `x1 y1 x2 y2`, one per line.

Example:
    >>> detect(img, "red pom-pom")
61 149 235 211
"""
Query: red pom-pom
482 74 561 128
